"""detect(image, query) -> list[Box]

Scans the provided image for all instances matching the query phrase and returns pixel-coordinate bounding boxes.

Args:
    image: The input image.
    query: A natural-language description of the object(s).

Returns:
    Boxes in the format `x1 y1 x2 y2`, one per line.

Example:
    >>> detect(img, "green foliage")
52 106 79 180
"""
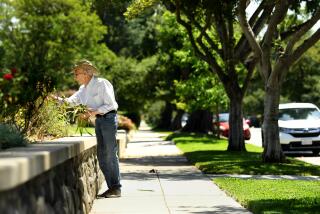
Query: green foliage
0 123 27 149
244 42 320 117
175 70 228 113
169 133 320 175
93 0 158 59
65 104 94 136
0 0 113 133
0 67 25 116
124 0 159 20
143 100 166 127
154 10 229 113
282 43 320 106
106 56 158 114
27 99 70 140
214 178 320 214
243 88 264 116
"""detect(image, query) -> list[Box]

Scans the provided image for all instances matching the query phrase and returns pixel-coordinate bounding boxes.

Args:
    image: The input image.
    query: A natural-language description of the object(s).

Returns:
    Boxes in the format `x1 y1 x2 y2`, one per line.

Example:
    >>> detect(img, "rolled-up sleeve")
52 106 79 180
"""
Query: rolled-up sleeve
65 88 83 106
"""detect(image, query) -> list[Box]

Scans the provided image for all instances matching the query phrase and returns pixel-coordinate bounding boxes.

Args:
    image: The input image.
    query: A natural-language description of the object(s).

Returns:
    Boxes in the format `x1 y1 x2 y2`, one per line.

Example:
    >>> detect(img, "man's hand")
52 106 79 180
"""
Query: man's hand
88 109 100 117
47 94 64 103
79 110 99 120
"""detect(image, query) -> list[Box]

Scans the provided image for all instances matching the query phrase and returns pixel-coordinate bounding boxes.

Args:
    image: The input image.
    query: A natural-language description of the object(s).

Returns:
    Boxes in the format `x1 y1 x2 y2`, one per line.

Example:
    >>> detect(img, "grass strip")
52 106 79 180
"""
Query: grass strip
214 177 320 214
168 133 320 175
67 125 95 136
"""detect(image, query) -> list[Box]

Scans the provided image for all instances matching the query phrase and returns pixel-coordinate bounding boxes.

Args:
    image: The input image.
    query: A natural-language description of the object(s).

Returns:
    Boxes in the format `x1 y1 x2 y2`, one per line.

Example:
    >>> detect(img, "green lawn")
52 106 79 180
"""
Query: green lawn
67 124 95 136
168 133 320 213
168 133 320 175
214 178 320 214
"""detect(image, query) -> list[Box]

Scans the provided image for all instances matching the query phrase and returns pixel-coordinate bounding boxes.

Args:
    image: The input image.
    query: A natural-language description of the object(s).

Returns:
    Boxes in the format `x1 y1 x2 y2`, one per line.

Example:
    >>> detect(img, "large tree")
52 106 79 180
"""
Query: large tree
238 0 320 162
282 42 320 106
151 10 223 131
126 0 257 151
92 0 158 59
0 0 112 132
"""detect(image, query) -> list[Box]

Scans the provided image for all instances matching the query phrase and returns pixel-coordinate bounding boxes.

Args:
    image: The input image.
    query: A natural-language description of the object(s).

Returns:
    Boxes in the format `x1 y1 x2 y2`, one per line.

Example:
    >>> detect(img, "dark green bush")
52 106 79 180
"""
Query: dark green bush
0 123 27 150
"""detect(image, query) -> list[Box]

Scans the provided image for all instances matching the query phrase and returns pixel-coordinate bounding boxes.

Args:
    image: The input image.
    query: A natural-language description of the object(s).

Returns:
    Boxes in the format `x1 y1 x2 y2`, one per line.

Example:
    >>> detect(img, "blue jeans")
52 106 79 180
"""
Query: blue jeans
95 113 121 189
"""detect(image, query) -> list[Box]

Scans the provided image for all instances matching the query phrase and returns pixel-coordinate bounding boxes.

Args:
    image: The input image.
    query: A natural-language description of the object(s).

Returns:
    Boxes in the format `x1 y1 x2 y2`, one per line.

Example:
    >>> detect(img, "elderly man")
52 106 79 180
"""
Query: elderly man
55 60 121 198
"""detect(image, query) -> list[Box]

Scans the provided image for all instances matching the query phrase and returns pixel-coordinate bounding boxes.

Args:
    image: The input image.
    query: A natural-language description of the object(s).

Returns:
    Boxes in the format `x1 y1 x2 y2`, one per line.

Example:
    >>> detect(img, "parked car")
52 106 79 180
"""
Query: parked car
277 103 320 155
246 115 261 127
214 113 251 140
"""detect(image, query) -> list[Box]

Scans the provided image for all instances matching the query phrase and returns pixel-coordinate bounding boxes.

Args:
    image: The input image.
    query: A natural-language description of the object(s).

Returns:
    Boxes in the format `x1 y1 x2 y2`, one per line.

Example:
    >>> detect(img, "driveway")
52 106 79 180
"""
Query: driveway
246 127 320 166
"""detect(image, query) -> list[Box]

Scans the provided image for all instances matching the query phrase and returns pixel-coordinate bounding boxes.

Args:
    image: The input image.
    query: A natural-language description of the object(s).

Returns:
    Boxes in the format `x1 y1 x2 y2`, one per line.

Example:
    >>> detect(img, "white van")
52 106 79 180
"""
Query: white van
278 103 320 155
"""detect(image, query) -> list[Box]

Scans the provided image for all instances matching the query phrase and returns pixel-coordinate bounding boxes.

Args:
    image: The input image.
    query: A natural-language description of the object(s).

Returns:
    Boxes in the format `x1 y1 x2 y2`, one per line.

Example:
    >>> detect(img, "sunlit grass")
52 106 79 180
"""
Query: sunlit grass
214 178 320 214
168 133 320 213
67 124 95 136
168 133 320 175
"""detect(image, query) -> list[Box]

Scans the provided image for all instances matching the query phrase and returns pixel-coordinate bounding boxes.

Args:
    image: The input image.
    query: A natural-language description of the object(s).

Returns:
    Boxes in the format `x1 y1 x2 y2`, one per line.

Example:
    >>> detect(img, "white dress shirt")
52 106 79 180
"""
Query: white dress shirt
65 76 118 114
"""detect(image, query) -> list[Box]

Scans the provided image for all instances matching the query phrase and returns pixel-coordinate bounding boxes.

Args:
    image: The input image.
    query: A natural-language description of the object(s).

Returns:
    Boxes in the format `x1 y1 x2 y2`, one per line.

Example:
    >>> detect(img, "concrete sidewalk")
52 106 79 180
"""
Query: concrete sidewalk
90 124 251 214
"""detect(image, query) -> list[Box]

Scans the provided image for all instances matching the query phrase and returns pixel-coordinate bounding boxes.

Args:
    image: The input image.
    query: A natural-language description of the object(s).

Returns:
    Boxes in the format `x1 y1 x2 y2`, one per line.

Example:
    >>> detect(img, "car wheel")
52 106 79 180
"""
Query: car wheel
312 150 320 156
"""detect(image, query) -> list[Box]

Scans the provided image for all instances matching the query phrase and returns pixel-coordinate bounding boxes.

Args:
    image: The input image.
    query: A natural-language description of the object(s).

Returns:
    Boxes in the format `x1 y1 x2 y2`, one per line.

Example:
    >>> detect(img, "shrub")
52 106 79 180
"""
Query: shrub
124 112 141 128
0 123 27 150
143 100 165 127
27 99 70 140
118 115 136 131
0 67 24 118
0 0 113 134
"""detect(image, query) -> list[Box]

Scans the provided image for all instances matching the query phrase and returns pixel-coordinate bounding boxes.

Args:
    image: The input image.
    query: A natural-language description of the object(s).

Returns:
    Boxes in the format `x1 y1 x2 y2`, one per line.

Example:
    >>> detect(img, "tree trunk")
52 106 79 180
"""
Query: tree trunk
157 101 173 129
227 93 246 151
170 109 184 130
262 82 286 162
213 105 220 139
182 109 213 133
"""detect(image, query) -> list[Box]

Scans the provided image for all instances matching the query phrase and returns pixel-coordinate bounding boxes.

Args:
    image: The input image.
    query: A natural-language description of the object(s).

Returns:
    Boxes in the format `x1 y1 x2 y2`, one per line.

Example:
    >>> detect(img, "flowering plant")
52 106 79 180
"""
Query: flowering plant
118 115 136 131
0 67 23 113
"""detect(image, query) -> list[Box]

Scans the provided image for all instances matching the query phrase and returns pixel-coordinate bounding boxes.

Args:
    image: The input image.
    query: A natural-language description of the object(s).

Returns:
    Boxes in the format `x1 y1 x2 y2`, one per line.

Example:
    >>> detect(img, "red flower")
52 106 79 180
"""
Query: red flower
3 73 14 80
10 68 18 75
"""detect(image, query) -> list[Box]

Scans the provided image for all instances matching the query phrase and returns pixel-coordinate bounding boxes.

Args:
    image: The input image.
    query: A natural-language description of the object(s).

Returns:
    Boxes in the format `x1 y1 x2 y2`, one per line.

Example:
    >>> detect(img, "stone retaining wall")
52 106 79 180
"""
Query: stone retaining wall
0 132 128 214
0 146 103 214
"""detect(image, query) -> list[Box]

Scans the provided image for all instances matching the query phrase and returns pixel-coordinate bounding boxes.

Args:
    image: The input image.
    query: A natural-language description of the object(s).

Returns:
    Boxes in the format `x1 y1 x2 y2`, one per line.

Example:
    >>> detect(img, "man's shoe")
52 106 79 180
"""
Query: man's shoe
97 188 121 198
105 188 121 198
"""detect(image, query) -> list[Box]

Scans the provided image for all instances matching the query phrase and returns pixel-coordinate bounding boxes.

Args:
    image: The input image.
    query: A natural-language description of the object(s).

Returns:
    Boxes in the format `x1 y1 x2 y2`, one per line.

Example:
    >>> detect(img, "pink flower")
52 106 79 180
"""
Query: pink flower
3 73 14 80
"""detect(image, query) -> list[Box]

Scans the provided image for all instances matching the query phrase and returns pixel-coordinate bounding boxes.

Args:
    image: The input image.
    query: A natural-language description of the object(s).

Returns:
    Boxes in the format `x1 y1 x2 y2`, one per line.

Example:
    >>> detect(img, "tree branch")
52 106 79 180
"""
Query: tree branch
280 22 309 40
285 9 320 55
248 0 265 26
227 15 236 79
174 0 207 62
237 0 262 59
241 57 257 94
190 12 222 56
196 32 228 82
262 0 289 49
235 1 273 60
213 6 228 60
289 28 320 65
238 0 269 82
